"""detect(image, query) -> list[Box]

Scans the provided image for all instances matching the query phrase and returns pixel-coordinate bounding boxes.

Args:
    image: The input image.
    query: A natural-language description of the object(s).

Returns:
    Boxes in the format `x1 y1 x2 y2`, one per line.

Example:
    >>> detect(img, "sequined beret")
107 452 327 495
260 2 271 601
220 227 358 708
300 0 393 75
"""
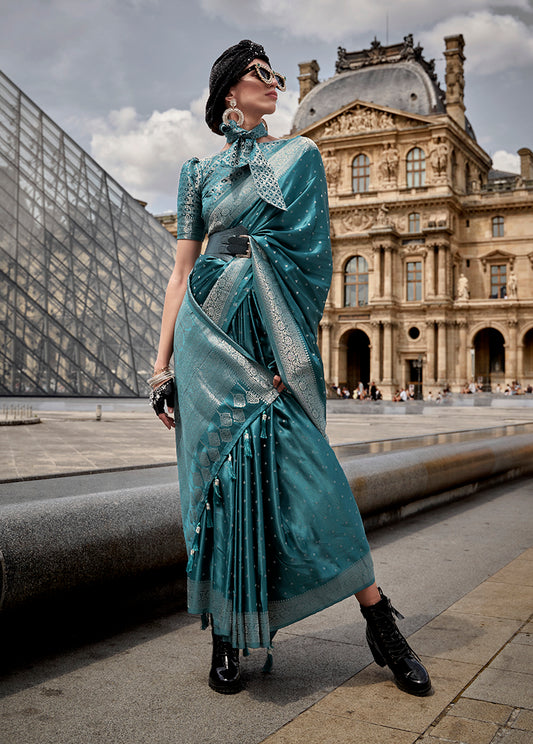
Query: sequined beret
205 39 270 135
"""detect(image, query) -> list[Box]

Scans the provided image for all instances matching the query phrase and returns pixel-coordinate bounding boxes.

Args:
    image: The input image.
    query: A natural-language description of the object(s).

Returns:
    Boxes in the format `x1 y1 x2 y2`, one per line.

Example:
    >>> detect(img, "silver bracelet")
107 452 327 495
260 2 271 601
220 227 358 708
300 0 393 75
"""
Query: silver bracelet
147 370 175 388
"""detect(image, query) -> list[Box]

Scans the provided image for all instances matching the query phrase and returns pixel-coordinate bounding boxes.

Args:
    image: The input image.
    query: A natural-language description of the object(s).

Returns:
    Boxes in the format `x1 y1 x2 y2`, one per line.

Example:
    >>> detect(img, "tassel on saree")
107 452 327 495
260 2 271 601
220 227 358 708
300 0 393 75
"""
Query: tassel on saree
243 429 252 457
205 501 213 528
260 410 268 439
227 453 236 480
213 477 222 503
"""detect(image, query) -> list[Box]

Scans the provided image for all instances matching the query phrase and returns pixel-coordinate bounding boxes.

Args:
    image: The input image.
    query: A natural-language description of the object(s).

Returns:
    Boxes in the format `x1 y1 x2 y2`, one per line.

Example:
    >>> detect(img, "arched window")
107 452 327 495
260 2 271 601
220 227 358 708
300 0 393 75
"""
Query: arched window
492 216 504 237
344 256 368 307
352 154 370 193
408 212 420 233
406 147 426 187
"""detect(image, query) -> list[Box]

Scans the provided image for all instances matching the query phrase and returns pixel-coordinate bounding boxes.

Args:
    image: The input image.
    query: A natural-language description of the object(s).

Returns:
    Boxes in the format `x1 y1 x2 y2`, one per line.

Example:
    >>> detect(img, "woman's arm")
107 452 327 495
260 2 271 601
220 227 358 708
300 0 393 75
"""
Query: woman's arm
154 239 202 428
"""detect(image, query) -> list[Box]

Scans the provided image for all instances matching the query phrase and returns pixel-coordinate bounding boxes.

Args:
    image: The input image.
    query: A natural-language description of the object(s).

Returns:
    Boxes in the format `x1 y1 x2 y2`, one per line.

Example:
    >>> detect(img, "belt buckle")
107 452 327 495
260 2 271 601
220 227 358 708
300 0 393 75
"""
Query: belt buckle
235 235 251 259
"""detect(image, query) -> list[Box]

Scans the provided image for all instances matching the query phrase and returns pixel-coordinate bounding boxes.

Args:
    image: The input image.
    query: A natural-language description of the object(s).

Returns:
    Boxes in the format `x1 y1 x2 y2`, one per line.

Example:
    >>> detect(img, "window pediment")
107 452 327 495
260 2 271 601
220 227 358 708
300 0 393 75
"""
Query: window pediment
480 249 515 272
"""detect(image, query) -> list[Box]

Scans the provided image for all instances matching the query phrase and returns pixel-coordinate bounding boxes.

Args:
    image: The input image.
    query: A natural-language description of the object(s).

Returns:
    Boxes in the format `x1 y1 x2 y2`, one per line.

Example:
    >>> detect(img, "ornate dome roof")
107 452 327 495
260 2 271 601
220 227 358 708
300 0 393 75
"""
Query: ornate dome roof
292 60 446 132
292 35 475 140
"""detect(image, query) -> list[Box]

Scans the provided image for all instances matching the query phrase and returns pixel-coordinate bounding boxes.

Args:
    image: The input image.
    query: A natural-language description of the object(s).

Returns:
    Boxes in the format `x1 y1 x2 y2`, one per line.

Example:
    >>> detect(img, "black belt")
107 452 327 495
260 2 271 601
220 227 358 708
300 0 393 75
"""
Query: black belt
204 225 250 260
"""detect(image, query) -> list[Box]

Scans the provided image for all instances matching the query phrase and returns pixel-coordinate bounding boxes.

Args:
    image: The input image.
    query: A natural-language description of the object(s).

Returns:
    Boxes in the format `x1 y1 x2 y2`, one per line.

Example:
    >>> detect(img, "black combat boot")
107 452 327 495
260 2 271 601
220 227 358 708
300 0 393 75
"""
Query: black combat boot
208 630 243 694
360 589 432 696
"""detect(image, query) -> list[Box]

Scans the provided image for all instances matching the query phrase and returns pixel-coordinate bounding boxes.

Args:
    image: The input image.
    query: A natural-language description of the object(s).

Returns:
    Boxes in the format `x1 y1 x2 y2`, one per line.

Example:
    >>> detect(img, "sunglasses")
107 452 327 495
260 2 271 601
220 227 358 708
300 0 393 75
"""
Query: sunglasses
241 63 286 92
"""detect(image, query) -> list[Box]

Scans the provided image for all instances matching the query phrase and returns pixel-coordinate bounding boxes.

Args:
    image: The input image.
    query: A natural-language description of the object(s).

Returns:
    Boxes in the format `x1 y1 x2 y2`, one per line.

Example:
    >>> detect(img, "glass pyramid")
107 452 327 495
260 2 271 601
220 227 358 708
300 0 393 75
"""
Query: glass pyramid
0 69 177 396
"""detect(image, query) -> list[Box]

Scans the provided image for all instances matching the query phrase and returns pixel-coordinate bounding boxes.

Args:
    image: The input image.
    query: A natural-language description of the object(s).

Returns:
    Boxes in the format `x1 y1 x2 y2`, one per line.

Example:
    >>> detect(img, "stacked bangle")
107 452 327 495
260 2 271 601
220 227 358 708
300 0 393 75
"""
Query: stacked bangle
147 367 174 388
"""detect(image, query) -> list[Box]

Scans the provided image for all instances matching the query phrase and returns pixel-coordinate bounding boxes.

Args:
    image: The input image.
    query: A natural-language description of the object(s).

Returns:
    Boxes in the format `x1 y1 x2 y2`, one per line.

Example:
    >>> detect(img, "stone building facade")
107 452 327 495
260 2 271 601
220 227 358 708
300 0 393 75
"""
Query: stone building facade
293 35 533 398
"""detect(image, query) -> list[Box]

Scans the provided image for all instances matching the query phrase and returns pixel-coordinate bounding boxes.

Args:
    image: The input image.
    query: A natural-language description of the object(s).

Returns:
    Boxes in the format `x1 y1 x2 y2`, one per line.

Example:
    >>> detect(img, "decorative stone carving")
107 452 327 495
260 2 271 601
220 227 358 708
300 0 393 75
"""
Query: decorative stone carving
336 207 405 235
457 273 469 301
507 271 518 299
323 105 394 137
427 212 448 228
401 246 427 258
446 63 465 105
338 211 375 233
375 203 391 226
322 149 341 190
377 143 400 185
428 137 449 180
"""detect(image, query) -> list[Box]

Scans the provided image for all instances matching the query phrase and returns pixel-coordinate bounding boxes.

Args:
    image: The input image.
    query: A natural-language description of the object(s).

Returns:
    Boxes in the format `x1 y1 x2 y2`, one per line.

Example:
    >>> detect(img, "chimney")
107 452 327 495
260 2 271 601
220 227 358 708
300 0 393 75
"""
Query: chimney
518 148 533 180
444 35 466 129
298 60 320 103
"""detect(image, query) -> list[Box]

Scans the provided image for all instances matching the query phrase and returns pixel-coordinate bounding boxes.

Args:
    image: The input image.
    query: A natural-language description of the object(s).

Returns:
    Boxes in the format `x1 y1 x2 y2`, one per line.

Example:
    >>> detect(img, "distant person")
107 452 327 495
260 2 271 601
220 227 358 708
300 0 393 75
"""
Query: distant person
370 381 378 400
149 40 430 697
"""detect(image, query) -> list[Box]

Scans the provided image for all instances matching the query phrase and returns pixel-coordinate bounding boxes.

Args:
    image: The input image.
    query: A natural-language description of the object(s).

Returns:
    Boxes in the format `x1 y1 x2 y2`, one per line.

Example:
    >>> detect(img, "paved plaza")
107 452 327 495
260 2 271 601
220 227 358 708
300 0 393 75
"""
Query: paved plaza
2 399 533 482
0 400 531 743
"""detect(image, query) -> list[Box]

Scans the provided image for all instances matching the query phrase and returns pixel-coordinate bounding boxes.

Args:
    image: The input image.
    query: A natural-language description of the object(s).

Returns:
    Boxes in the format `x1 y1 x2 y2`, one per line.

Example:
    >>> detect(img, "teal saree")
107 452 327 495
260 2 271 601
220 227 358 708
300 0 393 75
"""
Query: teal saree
174 125 374 650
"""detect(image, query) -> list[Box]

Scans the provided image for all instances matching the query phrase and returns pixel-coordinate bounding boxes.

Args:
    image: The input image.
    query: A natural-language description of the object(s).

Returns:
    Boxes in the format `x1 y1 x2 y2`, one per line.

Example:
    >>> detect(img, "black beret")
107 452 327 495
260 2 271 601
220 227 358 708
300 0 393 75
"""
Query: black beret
205 39 270 135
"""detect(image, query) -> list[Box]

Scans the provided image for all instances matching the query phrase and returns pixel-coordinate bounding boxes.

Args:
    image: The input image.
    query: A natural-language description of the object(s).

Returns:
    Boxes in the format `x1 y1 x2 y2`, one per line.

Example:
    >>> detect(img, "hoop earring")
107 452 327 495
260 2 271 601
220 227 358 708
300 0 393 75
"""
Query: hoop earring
222 99 244 127
261 118 268 132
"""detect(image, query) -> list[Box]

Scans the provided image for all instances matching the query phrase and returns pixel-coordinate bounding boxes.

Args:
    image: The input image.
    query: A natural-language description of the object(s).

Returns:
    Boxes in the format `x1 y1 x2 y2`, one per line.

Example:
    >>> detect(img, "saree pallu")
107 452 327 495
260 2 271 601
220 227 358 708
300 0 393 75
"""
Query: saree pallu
174 136 374 650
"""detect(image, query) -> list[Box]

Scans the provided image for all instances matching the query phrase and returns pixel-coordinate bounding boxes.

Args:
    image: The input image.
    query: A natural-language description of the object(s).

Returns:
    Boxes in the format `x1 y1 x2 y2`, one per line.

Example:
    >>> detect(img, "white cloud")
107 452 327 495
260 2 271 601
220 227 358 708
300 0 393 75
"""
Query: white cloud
420 11 533 75
199 0 530 43
90 93 218 211
90 88 300 212
492 150 520 173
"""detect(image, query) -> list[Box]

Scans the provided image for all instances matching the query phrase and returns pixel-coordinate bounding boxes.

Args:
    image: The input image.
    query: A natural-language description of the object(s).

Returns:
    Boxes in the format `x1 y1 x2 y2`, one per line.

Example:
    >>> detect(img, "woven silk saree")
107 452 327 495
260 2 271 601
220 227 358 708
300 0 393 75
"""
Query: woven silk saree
174 130 374 650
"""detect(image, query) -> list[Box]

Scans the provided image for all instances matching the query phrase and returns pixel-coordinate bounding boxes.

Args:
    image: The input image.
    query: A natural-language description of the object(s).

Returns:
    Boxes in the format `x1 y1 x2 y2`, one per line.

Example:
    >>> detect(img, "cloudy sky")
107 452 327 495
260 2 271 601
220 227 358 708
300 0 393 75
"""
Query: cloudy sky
1 0 532 214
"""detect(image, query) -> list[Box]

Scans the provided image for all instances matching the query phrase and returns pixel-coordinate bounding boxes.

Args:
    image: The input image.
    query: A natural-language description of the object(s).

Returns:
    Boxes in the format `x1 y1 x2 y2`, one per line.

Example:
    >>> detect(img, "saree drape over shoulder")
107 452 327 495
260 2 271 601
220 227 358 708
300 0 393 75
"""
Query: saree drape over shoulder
174 128 374 650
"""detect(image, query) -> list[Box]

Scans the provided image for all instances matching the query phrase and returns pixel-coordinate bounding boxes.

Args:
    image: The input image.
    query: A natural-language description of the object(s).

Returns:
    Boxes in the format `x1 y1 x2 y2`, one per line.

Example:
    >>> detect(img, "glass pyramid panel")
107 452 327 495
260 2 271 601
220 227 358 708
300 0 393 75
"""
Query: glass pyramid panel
0 69 177 396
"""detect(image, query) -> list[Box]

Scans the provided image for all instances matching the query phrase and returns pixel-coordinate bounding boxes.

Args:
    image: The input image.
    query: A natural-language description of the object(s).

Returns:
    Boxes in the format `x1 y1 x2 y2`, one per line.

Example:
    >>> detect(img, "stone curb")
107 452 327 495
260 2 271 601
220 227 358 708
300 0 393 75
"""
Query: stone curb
1 433 532 613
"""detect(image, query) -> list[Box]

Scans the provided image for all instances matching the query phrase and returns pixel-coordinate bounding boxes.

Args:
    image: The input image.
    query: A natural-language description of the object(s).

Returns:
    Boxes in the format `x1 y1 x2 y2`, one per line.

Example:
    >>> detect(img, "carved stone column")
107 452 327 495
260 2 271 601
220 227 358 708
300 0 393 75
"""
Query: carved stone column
426 247 435 299
320 319 332 382
518 344 525 382
370 321 381 383
383 247 393 301
425 320 436 383
437 320 447 384
382 320 393 384
331 339 340 386
457 321 467 383
507 320 518 382
437 245 447 298
371 245 382 300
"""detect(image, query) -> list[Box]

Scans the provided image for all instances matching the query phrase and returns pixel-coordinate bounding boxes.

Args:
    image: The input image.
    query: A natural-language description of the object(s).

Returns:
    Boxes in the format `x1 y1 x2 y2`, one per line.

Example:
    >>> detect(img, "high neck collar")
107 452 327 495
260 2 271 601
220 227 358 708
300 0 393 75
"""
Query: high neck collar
217 119 286 211
220 120 268 144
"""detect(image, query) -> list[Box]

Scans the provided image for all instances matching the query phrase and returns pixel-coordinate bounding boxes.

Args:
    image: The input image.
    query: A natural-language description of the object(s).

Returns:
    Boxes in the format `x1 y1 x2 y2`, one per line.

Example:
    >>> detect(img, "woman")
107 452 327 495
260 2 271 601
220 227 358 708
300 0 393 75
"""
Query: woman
150 40 431 697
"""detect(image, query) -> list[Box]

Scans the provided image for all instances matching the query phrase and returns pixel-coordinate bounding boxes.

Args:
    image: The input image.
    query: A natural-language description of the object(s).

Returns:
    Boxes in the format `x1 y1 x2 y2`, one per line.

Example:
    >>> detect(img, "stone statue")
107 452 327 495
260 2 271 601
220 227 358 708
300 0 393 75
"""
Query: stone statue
507 272 518 299
378 143 400 183
429 138 449 178
323 149 341 190
375 203 390 226
457 273 469 301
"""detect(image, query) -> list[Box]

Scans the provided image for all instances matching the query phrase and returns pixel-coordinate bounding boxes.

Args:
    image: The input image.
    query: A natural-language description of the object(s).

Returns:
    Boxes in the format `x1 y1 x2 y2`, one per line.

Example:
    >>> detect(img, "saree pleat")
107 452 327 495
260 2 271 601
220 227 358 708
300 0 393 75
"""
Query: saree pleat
175 137 375 651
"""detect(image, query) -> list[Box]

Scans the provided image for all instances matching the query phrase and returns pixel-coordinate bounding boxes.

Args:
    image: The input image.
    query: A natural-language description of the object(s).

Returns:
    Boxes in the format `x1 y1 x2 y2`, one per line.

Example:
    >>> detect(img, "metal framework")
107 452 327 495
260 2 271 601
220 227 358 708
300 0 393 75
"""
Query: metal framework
0 70 177 395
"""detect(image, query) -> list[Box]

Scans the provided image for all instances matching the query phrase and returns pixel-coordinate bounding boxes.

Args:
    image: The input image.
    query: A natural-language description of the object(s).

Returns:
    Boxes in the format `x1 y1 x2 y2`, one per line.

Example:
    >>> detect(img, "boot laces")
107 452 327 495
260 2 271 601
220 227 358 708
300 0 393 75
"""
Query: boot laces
372 599 421 664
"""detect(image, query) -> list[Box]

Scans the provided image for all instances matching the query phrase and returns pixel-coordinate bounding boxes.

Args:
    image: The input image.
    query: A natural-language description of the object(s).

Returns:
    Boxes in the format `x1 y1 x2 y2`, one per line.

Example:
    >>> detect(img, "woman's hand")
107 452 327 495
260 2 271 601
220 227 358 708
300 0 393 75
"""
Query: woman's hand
273 374 286 393
158 408 175 430
149 378 176 430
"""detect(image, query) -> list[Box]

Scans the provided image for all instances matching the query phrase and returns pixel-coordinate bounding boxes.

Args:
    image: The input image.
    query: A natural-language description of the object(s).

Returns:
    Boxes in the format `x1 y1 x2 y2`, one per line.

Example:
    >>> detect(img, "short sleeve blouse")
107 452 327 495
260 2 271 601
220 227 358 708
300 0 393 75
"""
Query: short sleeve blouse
176 158 205 241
